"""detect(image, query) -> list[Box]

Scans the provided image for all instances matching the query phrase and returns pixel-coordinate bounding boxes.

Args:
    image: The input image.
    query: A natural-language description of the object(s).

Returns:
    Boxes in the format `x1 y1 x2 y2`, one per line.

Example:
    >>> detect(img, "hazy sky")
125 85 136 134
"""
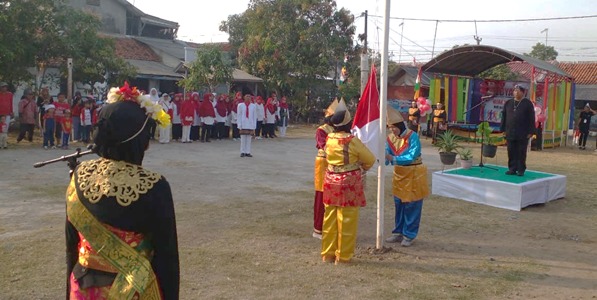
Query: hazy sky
131 0 597 62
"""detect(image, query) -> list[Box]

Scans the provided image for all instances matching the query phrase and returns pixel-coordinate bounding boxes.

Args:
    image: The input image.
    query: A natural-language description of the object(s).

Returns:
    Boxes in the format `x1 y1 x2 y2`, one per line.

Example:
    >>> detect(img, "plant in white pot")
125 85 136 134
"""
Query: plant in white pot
458 147 473 169
434 130 462 165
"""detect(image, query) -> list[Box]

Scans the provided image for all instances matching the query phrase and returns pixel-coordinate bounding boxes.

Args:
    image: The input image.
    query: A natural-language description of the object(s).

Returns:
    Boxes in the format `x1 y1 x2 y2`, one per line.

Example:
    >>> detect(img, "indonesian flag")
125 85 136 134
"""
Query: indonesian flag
413 67 422 100
352 65 380 160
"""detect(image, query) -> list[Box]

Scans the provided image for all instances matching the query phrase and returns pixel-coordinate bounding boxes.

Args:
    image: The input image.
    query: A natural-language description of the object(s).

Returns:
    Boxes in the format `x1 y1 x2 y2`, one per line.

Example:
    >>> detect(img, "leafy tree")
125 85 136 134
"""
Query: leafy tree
477 64 519 80
524 42 558 61
0 0 135 89
178 45 233 93
220 0 355 99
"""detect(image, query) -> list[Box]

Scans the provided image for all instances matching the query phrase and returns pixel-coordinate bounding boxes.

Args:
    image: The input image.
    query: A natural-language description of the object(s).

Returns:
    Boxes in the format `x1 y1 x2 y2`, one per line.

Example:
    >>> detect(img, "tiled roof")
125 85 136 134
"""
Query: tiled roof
507 61 597 84
113 37 161 62
506 62 548 82
556 62 597 85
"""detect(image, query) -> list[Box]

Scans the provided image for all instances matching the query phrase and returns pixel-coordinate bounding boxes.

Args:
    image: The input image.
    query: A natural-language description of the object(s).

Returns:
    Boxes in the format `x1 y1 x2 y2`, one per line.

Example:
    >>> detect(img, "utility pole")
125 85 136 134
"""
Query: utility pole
541 28 548 60
431 20 439 58
398 21 404 63
359 10 369 95
67 58 73 101
473 20 482 45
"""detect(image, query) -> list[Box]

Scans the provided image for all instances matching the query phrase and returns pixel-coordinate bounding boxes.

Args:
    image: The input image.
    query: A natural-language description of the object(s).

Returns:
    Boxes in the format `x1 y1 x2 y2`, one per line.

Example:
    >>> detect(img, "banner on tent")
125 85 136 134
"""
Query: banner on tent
388 99 413 114
481 97 507 124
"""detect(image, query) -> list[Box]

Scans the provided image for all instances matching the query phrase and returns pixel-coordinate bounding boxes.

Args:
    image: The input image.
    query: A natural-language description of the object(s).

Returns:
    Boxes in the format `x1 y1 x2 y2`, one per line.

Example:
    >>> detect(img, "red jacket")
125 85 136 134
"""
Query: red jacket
0 92 13 115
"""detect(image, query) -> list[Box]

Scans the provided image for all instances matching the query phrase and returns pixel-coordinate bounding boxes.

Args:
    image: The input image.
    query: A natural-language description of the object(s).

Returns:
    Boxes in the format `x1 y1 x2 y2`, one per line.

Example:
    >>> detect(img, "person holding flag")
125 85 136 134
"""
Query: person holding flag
321 99 375 264
312 99 338 239
384 107 429 247
352 66 380 159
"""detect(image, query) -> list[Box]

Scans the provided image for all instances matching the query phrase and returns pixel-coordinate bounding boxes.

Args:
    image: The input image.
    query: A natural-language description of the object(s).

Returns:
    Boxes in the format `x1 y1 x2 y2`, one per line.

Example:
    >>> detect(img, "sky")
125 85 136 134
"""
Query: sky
131 0 597 62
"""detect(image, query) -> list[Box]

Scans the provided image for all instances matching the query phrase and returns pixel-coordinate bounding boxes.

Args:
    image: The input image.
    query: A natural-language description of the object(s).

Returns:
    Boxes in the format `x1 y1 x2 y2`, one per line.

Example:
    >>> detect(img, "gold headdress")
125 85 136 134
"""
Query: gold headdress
324 99 339 117
332 98 352 127
387 106 404 126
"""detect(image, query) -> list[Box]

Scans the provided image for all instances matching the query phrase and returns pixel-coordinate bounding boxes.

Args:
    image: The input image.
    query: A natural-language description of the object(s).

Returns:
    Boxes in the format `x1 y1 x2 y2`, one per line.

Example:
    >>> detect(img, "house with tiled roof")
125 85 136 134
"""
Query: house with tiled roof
556 62 597 107
507 61 597 107
67 0 262 95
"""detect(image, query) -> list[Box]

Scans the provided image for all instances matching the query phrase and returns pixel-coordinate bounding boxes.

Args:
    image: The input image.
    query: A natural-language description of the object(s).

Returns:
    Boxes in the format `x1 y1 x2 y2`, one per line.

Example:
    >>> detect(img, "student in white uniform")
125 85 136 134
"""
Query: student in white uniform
237 93 257 157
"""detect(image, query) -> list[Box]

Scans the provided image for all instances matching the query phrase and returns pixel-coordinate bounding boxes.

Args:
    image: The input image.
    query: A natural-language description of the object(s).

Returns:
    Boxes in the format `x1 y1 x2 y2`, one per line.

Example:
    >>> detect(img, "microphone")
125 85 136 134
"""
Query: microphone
481 95 494 99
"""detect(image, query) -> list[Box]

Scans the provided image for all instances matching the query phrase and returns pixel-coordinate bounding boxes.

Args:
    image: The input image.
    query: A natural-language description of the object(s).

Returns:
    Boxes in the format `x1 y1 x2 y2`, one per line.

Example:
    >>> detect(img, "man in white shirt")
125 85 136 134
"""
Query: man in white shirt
254 96 265 139
237 93 257 157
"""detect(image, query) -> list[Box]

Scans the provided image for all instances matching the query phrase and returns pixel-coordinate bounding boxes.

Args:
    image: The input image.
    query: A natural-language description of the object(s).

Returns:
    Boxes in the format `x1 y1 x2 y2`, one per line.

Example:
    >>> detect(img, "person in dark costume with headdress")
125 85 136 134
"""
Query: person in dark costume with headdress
65 82 179 299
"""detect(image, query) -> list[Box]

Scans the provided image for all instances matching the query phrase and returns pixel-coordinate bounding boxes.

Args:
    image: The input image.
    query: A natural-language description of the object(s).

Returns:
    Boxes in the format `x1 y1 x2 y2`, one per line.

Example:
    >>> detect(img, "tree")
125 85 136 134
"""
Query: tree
220 0 355 97
524 42 558 61
477 64 519 80
178 45 233 93
0 0 135 89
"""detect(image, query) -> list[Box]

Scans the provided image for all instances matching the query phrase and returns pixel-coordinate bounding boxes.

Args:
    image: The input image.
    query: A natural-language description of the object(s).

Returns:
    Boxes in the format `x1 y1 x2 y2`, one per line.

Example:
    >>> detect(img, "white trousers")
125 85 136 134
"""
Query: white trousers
240 134 252 154
279 126 287 137
159 125 171 143
181 125 191 142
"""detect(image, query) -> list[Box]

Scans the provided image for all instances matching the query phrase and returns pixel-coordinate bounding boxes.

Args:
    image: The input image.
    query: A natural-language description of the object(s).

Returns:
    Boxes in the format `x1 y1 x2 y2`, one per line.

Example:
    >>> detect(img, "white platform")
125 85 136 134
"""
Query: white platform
432 169 566 211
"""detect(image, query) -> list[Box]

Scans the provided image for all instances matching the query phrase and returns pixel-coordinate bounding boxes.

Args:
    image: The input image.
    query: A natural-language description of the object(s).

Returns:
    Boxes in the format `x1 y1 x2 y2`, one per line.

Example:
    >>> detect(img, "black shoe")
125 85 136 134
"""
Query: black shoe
245 153 253 157
240 153 246 157
517 171 524 176
505 170 516 175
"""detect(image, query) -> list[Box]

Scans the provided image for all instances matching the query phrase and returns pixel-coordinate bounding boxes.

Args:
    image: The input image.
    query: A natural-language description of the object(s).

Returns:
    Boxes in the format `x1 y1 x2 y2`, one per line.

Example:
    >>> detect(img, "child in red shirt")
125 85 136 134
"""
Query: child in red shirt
61 110 72 149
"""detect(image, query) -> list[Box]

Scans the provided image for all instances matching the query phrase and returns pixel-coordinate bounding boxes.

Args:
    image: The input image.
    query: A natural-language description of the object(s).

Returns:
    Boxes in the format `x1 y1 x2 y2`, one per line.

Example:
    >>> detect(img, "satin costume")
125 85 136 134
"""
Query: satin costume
385 130 430 240
321 132 375 263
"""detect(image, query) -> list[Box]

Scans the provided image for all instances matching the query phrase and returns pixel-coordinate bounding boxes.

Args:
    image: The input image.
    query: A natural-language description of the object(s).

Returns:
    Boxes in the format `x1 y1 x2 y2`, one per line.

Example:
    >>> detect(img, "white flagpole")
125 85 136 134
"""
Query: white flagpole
376 0 391 249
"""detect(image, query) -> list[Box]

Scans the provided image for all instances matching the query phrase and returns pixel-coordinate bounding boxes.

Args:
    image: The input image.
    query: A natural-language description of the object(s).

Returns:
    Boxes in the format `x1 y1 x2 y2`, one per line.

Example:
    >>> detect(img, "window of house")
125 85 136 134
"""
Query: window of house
86 0 100 6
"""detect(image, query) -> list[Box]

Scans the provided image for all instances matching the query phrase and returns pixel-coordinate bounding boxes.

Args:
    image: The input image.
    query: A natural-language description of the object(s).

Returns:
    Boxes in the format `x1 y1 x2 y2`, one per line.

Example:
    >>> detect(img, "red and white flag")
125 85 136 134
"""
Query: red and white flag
352 65 380 160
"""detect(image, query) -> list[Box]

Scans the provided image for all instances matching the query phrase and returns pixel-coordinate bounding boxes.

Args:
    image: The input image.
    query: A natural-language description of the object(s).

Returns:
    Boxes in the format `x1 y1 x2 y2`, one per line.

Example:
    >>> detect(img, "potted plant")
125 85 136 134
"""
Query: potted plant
434 130 462 165
458 147 473 169
477 121 497 158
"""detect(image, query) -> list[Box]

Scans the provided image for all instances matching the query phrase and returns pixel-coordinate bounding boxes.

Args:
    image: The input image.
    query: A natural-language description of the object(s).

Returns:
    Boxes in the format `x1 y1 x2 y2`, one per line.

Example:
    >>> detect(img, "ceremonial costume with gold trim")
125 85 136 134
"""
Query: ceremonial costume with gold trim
66 158 179 299
407 107 421 133
313 123 334 235
321 132 375 263
385 130 429 240
432 108 446 142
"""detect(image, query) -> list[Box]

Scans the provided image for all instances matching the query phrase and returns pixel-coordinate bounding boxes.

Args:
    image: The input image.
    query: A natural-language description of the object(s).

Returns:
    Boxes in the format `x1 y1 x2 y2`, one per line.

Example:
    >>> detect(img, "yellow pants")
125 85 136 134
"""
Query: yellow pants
321 205 359 262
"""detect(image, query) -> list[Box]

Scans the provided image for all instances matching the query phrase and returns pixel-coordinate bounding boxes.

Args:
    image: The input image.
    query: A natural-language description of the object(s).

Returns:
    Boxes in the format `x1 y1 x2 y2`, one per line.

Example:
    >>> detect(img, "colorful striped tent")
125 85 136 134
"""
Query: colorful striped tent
421 45 574 149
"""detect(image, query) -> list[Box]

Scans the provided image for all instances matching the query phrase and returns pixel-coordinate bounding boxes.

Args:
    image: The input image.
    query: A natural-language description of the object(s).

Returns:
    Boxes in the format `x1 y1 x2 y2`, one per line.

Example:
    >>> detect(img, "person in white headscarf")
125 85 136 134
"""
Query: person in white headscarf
148 88 160 140
158 93 173 143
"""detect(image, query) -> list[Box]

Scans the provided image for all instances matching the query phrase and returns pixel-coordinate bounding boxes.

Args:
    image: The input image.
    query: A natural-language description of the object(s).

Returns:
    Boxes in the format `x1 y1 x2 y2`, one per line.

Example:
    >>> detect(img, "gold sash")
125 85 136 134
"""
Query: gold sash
327 162 361 173
66 179 162 300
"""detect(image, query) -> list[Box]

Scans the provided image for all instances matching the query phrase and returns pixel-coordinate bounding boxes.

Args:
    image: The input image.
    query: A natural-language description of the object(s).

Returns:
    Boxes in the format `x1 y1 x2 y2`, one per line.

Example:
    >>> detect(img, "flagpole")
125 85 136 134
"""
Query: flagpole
376 0 391 249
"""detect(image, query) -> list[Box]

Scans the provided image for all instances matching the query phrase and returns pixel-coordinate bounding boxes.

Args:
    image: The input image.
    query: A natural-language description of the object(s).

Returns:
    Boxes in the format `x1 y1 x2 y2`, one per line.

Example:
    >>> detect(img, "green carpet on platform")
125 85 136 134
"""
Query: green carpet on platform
443 164 556 184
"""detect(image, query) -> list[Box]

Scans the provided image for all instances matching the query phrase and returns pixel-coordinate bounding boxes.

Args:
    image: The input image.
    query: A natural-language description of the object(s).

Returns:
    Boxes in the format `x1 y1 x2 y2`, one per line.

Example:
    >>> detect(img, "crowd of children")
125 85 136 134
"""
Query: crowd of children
157 90 288 144
1 89 291 149
34 92 100 149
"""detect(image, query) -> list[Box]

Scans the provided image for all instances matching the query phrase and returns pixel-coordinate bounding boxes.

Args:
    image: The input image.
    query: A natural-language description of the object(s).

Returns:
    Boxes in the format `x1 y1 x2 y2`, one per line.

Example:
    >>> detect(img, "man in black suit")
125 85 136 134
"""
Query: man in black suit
500 84 536 176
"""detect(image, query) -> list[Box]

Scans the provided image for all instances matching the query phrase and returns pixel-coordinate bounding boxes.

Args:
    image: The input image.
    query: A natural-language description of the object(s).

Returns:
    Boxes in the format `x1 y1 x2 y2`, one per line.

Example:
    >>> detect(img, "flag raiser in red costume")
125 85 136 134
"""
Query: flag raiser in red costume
351 65 380 160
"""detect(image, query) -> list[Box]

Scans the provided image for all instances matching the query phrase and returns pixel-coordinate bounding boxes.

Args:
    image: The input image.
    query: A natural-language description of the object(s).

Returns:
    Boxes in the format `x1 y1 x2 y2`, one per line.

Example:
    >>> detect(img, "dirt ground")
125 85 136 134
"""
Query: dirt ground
0 125 596 299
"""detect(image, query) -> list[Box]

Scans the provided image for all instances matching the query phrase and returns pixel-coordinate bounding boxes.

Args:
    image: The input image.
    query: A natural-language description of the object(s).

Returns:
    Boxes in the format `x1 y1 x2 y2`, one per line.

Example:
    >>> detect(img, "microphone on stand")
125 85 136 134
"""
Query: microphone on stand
481 95 494 99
